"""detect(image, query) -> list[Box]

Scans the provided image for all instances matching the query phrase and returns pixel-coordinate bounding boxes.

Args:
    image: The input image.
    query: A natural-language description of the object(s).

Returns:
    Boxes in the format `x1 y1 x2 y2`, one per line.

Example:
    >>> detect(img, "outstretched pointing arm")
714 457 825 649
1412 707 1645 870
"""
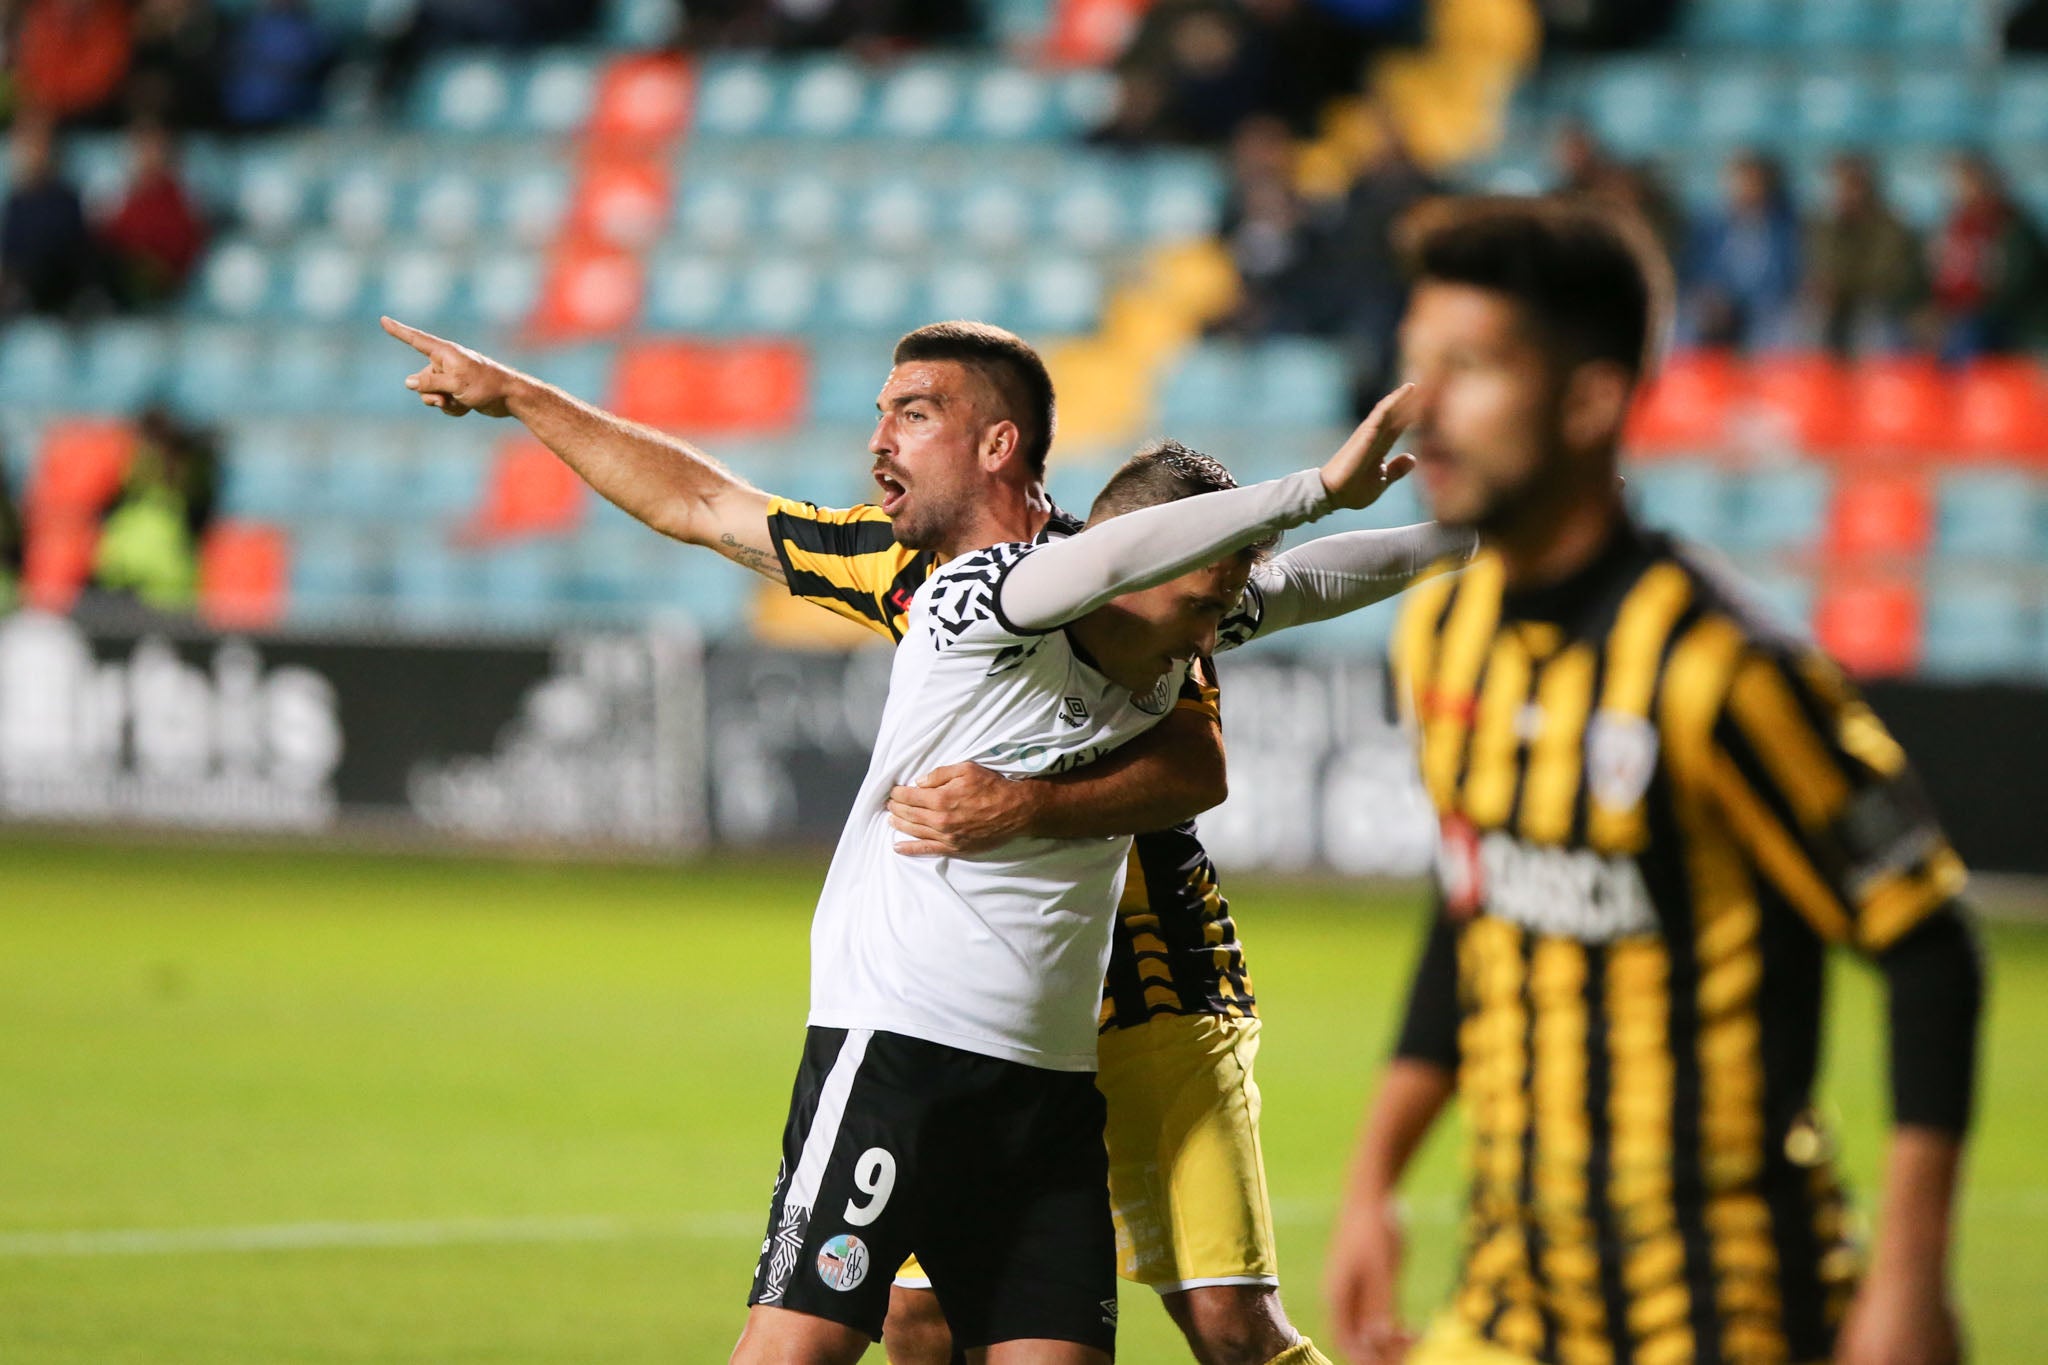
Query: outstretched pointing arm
380 317 783 581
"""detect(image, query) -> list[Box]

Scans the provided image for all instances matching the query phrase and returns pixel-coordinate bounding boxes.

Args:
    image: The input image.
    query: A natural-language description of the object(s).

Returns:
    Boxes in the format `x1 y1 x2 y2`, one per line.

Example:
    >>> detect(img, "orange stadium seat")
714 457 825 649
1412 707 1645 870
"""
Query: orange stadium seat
529 241 645 340
1826 471 1933 562
199 522 289 630
22 514 99 611
1626 349 1739 454
568 155 672 249
1745 353 1851 455
1046 0 1147 64
611 339 806 433
475 437 587 536
1954 358 2048 464
1815 576 1922 678
29 419 135 520
1845 357 1951 459
588 52 695 145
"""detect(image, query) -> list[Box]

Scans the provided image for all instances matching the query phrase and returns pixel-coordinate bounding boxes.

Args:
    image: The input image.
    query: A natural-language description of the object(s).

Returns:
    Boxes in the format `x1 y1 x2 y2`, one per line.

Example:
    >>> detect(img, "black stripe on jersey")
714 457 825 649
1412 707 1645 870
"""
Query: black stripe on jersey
773 510 901 560
782 563 897 636
1583 945 1637 1365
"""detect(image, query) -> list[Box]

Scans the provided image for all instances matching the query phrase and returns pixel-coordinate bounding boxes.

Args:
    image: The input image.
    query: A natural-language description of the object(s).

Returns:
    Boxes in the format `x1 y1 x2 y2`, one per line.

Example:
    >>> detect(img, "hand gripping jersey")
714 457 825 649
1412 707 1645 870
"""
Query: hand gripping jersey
802 534 1268 1071
767 497 1261 1035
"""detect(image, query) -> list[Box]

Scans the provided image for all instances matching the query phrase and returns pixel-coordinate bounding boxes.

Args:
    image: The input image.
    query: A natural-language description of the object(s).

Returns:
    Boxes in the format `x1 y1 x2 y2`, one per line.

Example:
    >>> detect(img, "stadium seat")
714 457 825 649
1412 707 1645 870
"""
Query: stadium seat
328 166 400 245
1814 575 1920 676
874 63 962 140
77 322 172 413
1742 567 1817 637
1792 68 1887 148
1893 0 1980 50
413 172 486 247
1892 67 1989 146
1936 468 2037 560
860 184 936 253
1723 461 1831 553
219 451 320 520
391 529 479 627
785 59 870 137
1250 339 1351 429
288 526 377 619
675 174 754 251
956 179 1033 250
0 320 73 409
521 50 601 136
475 437 588 537
1628 350 1740 453
1018 257 1103 335
316 446 411 521
591 51 693 143
1794 0 1891 50
376 248 463 326
29 420 134 521
738 258 822 333
409 440 491 518
1921 575 2032 679
1046 0 1142 69
828 259 918 334
1679 0 1783 47
1746 354 1851 455
1628 460 1731 543
1048 177 1126 251
198 241 280 319
810 342 887 424
1826 471 1932 561
1844 357 1951 458
234 158 311 240
1142 157 1224 240
764 176 845 250
927 260 1009 321
1954 358 2048 463
475 540 573 628
968 68 1055 139
1581 59 1688 157
569 155 673 249
1157 344 1249 427
289 243 368 321
1693 65 1794 148
413 55 517 134
606 0 682 50
694 57 779 136
531 242 645 340
199 522 289 630
21 513 99 611
503 167 573 248
1992 63 2048 150
656 548 749 635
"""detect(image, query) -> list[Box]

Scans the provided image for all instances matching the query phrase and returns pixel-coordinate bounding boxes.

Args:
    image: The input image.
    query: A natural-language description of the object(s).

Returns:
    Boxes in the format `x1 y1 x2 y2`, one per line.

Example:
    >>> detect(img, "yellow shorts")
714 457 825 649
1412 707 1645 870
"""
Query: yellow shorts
897 1013 1277 1295
1407 1316 1539 1365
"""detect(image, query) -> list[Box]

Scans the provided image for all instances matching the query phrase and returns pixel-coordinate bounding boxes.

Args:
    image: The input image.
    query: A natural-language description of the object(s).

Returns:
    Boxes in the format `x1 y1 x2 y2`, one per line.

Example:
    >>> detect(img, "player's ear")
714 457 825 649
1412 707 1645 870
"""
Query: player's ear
1561 359 1632 455
981 419 1020 473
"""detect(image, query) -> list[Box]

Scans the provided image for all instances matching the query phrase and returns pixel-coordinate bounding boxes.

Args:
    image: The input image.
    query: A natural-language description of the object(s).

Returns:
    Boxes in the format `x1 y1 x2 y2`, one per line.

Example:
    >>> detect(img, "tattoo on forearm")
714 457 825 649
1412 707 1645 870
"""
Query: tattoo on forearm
720 533 786 583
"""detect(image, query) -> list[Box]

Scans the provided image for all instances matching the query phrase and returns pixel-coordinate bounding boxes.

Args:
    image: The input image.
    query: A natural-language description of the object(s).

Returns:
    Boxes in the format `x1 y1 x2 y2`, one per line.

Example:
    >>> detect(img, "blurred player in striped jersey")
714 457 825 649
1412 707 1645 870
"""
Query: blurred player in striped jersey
1321 199 1985 1365
384 314 1465 1365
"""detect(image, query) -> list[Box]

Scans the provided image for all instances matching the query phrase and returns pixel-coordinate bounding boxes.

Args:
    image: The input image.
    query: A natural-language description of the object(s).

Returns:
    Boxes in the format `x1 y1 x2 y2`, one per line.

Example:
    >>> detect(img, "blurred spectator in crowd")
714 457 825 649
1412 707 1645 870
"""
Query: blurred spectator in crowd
1095 0 1416 147
219 0 336 129
88 406 218 617
677 0 977 52
1535 0 1679 50
2007 0 2048 50
1929 152 2048 361
13 0 135 126
1804 152 1925 357
381 0 602 96
100 123 208 308
127 0 225 129
1550 119 1682 260
1216 114 1323 334
1 116 101 317
1309 103 1435 347
1680 149 1801 349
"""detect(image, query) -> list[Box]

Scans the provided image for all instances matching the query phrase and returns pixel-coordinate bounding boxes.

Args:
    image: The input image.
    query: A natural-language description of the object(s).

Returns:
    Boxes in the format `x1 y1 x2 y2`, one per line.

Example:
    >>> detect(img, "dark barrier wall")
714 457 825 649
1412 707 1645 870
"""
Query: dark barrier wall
0 611 706 847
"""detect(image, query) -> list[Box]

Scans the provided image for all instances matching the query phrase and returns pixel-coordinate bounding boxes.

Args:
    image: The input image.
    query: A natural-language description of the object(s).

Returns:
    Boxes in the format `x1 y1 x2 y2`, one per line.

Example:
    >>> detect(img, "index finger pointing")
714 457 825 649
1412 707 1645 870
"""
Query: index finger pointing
380 315 447 355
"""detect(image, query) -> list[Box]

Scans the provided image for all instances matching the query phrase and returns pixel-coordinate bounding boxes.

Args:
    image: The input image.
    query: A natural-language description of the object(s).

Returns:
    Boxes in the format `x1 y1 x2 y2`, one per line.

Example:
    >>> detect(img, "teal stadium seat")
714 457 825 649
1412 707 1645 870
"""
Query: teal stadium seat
170 325 268 419
606 0 680 46
986 0 1051 45
1290 595 1401 657
287 242 369 321
967 68 1056 140
220 450 321 520
1055 70 1118 138
676 174 755 251
874 63 964 141
739 258 823 333
475 541 573 629
695 58 779 137
829 259 918 335
785 60 871 138
467 253 543 330
1679 0 1784 47
1693 65 1794 148
1893 0 1980 51
860 183 936 253
1628 460 1731 544
1793 68 1887 148
1143 157 1225 241
766 175 846 250
1724 462 1830 554
1992 64 2048 150
314 446 411 521
645 254 733 331
327 165 401 246
1581 60 1688 158
955 178 1033 251
655 551 748 636
1882 154 1948 227
234 156 312 239
78 323 171 413
1741 568 1817 636
1017 256 1102 335
288 527 378 622
811 342 886 424
500 167 572 248
408 439 493 519
1893 68 1988 146
377 248 464 327
1048 176 1127 252
517 50 599 136
412 172 487 248
1251 339 1351 429
1922 576 2032 679
412 55 518 135
1794 0 1892 51
1936 469 2037 560
198 240 279 318
0 320 72 410
927 259 1009 322
262 328 362 414
1158 345 1248 428
392 532 480 629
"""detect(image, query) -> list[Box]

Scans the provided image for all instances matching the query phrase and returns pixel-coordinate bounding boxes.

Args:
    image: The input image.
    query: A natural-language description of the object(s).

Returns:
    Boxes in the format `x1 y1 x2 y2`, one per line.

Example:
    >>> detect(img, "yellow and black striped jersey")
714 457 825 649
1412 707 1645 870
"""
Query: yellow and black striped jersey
764 496 1256 1033
1391 517 1965 1365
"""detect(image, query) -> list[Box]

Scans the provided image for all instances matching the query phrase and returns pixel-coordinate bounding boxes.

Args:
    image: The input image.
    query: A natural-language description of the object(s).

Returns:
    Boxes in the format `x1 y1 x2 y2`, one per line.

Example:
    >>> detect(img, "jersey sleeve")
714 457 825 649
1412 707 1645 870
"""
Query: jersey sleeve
1706 642 1967 954
920 541 1045 655
763 497 925 640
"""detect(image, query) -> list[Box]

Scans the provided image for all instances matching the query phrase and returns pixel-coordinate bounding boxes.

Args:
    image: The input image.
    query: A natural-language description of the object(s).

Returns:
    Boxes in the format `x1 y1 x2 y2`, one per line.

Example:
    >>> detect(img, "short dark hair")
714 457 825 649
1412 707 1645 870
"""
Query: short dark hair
1399 196 1672 382
893 321 1056 476
1088 438 1276 561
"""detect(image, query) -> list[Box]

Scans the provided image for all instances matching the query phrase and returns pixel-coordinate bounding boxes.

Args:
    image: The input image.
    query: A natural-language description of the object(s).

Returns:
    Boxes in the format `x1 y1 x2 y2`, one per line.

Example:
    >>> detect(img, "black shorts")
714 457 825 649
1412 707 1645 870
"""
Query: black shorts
747 1026 1116 1352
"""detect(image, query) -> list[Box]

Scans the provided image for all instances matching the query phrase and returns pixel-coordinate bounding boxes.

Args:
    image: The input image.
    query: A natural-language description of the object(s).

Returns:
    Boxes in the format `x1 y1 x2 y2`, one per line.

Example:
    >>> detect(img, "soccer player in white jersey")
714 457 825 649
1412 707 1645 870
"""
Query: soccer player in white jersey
382 315 1453 1363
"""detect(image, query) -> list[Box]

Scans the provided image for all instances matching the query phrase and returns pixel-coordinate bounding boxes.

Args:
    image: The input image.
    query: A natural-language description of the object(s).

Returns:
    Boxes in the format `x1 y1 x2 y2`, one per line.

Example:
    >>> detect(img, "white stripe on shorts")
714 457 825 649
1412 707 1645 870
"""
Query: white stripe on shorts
787 1028 873 1213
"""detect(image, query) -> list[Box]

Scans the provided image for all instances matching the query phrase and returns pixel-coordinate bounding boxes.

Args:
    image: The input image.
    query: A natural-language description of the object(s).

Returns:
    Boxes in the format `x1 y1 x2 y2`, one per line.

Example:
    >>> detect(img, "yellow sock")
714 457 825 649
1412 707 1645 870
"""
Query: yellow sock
1262 1340 1334 1365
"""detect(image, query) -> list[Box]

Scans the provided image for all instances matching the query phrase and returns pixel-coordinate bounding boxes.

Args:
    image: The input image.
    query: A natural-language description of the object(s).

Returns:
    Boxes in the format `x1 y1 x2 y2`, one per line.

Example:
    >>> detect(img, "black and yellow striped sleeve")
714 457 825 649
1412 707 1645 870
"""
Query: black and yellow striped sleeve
1706 641 1967 954
1175 655 1221 724
764 497 926 641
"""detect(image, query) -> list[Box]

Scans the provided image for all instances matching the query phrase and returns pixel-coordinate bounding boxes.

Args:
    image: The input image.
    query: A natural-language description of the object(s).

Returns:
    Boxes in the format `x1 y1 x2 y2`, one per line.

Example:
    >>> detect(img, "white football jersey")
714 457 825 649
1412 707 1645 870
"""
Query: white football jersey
805 538 1250 1072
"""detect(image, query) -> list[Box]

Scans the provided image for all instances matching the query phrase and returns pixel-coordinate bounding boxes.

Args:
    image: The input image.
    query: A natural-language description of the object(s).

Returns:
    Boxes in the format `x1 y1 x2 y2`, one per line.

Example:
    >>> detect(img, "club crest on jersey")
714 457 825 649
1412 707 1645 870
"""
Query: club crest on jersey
1438 814 1484 920
816 1233 870 1292
1586 711 1659 811
1059 695 1090 727
1133 675 1173 716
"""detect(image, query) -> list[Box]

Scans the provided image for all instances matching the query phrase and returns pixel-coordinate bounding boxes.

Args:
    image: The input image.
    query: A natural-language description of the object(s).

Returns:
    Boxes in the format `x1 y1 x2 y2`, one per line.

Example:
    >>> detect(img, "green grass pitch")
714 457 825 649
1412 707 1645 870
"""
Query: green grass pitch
1 837 2042 1363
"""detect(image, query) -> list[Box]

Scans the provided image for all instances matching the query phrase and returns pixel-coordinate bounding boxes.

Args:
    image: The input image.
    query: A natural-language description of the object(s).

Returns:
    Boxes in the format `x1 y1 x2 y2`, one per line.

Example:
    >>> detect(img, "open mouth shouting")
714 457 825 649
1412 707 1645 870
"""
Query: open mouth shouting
874 467 908 516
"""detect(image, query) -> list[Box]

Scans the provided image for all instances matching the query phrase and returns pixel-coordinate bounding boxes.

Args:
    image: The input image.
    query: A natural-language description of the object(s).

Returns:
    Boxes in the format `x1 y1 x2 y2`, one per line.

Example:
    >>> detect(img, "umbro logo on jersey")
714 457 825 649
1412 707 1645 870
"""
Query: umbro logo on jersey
1099 1298 1120 1326
1059 696 1090 726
